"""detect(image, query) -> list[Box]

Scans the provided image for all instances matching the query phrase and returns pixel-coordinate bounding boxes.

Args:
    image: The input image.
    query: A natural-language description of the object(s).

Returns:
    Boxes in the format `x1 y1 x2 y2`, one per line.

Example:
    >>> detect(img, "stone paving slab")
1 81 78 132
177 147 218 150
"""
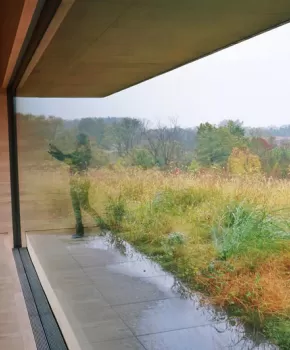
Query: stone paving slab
27 232 277 350
0 236 36 350
112 297 216 336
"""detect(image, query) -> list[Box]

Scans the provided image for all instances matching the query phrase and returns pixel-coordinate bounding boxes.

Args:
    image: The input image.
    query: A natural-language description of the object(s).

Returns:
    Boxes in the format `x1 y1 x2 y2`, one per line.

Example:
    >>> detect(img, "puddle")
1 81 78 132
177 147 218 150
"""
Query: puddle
64 232 277 349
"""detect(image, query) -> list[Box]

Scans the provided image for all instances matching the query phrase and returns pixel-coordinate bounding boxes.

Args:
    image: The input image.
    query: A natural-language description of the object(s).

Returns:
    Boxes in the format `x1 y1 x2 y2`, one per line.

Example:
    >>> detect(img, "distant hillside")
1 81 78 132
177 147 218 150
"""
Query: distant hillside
63 117 123 129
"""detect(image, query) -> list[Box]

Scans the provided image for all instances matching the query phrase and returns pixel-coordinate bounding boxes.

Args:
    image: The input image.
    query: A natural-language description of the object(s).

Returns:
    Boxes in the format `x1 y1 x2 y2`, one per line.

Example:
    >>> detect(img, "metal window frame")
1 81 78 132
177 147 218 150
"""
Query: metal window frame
6 2 69 348
7 0 61 248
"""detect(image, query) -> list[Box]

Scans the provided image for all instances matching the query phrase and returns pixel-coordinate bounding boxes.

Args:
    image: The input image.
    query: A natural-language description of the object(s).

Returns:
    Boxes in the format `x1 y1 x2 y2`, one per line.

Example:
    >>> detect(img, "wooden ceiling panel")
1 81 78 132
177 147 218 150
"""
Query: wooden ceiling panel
17 0 290 97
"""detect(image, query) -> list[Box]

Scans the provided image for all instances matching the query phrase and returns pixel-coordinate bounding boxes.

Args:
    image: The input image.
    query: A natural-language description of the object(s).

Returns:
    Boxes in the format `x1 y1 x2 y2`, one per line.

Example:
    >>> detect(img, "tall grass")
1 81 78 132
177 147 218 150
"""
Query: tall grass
212 203 290 260
21 166 290 348
89 168 290 349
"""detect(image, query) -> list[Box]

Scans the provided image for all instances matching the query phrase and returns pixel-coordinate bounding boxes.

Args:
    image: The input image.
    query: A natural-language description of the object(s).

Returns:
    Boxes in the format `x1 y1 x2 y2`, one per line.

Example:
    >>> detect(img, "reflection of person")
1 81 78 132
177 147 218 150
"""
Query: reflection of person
48 133 100 238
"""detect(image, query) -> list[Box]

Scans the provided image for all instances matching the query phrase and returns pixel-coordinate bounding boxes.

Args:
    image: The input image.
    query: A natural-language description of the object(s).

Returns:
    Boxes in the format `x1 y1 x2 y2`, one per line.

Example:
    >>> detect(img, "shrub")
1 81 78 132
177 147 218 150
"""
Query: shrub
131 149 155 169
102 196 126 232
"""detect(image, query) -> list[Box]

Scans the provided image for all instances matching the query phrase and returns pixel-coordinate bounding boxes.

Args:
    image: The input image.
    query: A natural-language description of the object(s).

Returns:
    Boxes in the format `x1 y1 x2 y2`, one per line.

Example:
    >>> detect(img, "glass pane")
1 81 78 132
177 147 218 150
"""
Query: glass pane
15 108 101 233
14 24 290 349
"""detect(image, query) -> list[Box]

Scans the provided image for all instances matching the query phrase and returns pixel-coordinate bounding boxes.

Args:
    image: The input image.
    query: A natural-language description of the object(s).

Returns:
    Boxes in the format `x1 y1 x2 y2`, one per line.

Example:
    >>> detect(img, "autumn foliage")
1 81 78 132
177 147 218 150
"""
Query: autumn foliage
227 147 262 175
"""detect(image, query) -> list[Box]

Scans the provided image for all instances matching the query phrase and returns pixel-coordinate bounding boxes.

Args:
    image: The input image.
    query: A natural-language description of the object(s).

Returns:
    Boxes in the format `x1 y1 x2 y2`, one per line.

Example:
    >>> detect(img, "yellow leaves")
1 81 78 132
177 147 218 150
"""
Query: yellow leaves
227 147 262 175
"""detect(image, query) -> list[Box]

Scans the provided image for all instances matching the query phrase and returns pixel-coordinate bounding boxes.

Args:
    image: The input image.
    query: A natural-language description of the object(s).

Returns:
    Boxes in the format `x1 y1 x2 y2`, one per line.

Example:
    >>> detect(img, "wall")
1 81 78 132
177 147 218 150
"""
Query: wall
0 91 12 245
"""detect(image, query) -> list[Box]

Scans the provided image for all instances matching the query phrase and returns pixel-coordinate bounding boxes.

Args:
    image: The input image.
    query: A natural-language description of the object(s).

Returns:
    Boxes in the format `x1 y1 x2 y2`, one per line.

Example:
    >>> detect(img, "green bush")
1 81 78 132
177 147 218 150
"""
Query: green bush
131 149 155 169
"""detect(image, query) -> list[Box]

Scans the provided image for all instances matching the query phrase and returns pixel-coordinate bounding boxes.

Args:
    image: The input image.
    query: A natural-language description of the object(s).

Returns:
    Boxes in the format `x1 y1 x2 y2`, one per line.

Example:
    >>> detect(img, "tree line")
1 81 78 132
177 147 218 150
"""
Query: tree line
17 113 290 177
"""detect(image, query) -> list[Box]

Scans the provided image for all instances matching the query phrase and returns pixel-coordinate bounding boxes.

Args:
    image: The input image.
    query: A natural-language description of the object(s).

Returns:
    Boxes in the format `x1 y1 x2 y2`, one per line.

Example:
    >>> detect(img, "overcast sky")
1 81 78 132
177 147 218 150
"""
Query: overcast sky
16 23 290 128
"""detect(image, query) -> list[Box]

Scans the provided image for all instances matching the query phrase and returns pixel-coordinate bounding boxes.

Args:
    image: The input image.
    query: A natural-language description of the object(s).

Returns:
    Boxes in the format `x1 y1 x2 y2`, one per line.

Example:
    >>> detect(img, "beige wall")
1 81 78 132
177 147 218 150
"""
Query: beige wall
0 91 12 246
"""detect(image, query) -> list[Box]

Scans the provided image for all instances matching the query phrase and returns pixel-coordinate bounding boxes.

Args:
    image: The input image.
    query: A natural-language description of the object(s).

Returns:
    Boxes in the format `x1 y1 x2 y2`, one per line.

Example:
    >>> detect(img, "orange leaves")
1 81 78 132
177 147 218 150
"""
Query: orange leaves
195 253 290 319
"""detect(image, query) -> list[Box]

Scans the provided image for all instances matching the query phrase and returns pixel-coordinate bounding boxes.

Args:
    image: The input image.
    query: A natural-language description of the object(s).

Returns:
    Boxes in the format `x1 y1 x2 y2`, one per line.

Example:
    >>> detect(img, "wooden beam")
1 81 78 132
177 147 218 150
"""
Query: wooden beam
18 0 75 90
1 0 38 88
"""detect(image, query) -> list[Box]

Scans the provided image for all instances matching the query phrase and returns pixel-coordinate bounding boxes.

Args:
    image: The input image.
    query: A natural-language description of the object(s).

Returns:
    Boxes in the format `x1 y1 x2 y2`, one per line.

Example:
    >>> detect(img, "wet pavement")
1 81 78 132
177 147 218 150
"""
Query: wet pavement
27 232 277 350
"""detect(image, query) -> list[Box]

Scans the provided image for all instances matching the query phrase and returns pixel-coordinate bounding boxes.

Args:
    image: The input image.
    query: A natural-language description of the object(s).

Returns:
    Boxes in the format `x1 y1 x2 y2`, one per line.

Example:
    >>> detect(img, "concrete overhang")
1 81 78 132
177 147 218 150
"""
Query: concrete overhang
16 0 290 98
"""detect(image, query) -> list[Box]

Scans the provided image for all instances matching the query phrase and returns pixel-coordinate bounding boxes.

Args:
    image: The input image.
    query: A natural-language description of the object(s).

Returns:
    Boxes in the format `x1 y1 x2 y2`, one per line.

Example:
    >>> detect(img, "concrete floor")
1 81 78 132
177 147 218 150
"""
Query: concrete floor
26 232 276 350
0 235 36 350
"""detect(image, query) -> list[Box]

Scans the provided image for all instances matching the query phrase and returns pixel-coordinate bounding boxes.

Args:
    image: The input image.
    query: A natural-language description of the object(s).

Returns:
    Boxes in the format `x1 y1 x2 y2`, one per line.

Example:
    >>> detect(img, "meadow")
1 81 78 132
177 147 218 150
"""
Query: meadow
22 166 290 349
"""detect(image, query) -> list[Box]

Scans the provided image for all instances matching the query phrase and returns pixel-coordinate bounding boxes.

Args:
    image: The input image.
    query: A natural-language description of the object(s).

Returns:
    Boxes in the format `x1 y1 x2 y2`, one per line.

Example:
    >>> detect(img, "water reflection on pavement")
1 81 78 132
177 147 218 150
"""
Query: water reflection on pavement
28 232 278 350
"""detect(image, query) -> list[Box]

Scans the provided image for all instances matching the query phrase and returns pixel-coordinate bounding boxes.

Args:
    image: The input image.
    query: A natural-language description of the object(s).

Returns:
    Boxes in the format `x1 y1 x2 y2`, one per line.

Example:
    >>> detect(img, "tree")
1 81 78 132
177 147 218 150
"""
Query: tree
225 120 245 138
105 118 144 156
196 122 246 167
265 147 290 178
78 118 106 146
227 147 262 175
145 120 183 166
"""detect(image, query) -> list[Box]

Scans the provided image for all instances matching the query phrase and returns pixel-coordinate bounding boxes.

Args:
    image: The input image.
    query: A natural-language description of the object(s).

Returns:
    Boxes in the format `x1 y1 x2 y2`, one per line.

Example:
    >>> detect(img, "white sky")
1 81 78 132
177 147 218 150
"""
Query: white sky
16 23 290 128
